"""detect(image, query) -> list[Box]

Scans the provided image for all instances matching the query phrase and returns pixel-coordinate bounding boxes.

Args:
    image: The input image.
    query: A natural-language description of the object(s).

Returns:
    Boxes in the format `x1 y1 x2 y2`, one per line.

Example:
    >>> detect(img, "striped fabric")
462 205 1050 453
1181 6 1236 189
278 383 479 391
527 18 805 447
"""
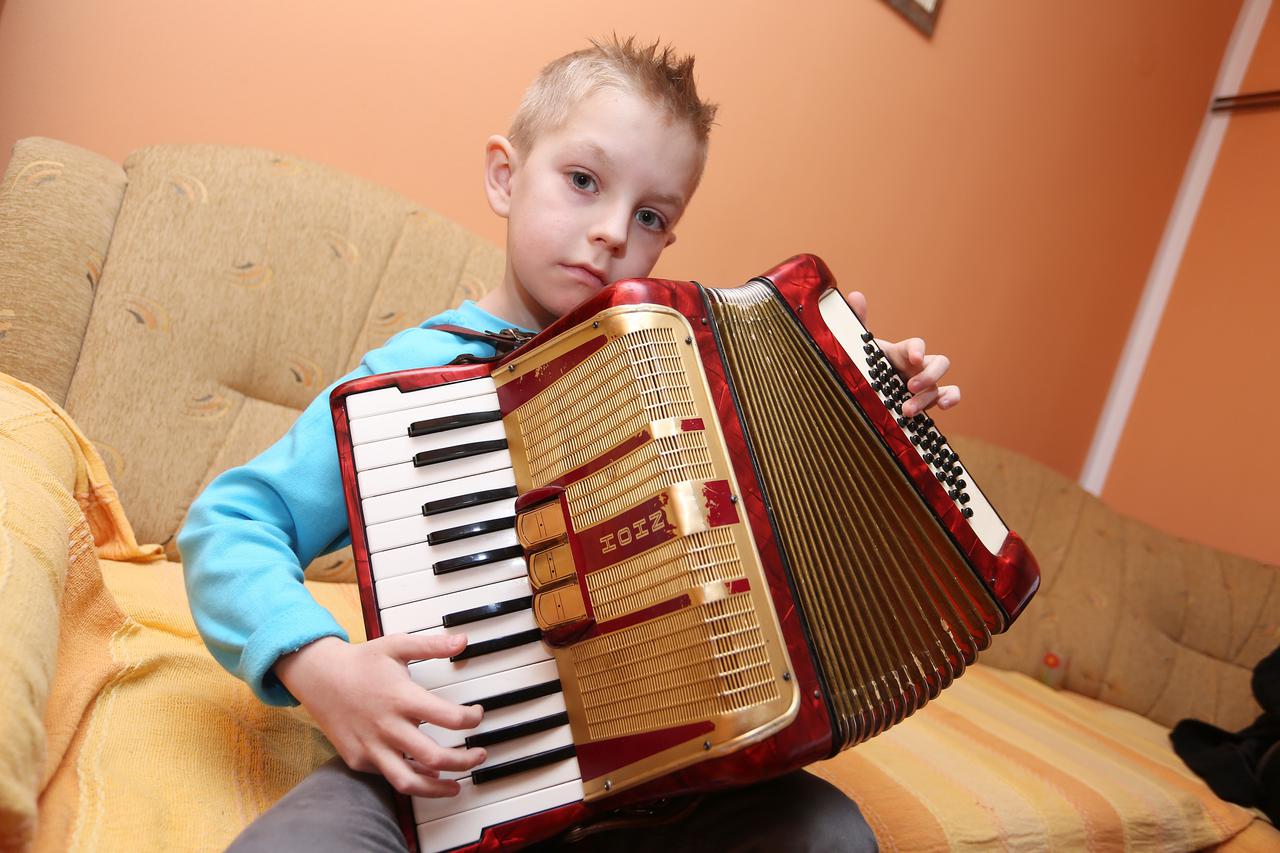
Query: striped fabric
810 665 1271 851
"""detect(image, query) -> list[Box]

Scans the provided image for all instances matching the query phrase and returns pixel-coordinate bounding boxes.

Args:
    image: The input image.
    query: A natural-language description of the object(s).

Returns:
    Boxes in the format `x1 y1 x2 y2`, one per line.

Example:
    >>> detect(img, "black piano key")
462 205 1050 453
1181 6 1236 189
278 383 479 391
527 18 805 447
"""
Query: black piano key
471 744 577 786
442 595 533 628
422 486 519 518
427 516 515 546
450 628 543 662
433 544 525 576
470 679 563 713
465 711 570 749
413 439 508 468
408 409 503 437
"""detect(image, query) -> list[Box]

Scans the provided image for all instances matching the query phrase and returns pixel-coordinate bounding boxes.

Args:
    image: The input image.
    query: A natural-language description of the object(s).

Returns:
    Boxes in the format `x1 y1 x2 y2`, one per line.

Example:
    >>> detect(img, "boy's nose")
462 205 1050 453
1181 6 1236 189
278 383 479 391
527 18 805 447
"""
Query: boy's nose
589 207 629 253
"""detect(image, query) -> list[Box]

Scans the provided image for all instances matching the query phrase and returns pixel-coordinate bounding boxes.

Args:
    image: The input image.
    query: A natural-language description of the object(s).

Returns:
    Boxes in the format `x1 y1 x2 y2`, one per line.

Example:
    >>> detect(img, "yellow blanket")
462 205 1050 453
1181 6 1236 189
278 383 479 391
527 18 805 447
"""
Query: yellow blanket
0 374 361 852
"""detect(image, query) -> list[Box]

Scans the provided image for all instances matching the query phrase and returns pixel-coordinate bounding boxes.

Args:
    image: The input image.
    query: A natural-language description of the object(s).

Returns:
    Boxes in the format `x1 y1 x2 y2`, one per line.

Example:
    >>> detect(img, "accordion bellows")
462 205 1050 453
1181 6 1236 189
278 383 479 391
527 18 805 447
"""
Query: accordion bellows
330 254 1039 852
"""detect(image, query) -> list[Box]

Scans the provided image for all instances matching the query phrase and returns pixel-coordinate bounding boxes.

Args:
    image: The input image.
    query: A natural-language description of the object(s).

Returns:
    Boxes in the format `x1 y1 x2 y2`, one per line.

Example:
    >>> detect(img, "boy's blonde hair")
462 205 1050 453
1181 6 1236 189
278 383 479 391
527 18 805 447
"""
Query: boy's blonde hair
508 34 718 185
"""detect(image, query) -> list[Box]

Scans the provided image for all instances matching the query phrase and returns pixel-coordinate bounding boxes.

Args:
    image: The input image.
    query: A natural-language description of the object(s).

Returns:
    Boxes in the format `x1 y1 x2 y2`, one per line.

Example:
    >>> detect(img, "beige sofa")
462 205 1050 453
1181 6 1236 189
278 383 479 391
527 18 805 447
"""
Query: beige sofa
1 136 1275 851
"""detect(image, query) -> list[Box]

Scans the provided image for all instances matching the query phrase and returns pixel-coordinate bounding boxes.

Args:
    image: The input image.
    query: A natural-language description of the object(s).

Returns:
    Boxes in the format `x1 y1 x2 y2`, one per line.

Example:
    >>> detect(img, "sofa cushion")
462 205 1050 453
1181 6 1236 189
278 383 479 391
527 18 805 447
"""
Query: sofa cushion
810 664 1269 851
0 138 127 407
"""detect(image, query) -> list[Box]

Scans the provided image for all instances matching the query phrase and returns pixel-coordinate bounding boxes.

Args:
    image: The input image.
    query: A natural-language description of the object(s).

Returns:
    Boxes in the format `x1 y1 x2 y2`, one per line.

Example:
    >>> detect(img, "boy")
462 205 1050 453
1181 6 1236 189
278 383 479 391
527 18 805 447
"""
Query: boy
180 35 956 851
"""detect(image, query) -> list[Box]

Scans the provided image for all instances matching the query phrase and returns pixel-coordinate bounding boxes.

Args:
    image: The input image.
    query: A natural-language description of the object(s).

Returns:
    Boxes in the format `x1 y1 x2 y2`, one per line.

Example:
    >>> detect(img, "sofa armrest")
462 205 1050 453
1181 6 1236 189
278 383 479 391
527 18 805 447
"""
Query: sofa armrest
0 377 87 849
0 374 160 850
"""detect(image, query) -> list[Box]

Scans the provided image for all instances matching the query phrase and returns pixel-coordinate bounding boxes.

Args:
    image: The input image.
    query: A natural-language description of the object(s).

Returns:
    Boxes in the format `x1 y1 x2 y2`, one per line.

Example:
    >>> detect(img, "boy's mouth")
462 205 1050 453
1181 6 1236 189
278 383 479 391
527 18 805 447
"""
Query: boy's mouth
562 263 607 288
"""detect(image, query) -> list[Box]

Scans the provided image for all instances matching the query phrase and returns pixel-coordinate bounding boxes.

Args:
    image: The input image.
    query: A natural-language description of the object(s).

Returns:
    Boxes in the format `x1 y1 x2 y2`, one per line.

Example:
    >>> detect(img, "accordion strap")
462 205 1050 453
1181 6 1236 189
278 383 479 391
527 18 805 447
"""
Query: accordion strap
427 324 536 363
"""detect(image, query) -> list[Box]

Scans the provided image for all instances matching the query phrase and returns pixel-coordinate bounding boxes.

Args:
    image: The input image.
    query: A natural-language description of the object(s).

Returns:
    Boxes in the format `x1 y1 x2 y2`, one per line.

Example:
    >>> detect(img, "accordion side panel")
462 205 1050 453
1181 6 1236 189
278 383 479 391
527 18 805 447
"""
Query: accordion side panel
497 304 801 800
707 283 1003 750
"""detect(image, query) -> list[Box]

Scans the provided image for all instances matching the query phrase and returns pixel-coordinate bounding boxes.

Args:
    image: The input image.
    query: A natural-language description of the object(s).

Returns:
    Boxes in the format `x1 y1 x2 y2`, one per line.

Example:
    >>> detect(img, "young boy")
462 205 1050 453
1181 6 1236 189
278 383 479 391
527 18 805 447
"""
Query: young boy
180 35 956 851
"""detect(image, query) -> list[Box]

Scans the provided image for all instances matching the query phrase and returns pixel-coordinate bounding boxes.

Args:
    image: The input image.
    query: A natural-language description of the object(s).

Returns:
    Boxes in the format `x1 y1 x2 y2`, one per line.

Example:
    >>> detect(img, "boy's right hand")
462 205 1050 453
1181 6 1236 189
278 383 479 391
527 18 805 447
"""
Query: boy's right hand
275 633 487 798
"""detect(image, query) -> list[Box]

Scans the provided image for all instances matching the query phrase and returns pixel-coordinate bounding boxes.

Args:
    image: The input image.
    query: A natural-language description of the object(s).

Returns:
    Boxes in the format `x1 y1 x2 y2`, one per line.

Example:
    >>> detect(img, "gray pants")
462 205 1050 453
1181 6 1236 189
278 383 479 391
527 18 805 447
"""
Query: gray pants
227 756 879 852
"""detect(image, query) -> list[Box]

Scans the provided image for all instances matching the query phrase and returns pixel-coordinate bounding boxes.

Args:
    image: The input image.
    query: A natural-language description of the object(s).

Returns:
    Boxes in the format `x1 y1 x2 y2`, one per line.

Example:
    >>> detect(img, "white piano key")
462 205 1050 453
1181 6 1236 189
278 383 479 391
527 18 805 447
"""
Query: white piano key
438 725 575 782
362 468 517 526
408 608 537 647
817 289 1009 555
349 392 501 447
412 755 581 823
375 558 528 606
408 617 551 691
380 576 532 636
344 376 496 421
423 691 567 750
368 528 520 583
415 775 583 851
357 450 513 499
365 498 516 554
430 659 560 708
353 420 507 473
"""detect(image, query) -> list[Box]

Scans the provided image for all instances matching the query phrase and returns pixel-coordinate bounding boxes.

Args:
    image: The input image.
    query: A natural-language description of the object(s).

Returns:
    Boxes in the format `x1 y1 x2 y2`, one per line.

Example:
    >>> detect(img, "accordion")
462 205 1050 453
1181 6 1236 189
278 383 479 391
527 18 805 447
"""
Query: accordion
329 254 1039 852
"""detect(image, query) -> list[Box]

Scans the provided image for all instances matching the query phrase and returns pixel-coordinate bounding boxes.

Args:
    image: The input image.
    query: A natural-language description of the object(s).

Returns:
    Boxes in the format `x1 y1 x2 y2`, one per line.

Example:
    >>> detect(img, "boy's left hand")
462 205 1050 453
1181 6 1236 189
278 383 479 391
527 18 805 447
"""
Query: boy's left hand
844 290 961 419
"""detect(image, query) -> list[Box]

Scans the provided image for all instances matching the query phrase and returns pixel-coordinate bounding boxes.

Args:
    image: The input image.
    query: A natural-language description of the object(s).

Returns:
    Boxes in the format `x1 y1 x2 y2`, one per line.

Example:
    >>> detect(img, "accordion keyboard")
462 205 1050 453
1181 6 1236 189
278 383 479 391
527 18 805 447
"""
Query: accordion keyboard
344 375 584 853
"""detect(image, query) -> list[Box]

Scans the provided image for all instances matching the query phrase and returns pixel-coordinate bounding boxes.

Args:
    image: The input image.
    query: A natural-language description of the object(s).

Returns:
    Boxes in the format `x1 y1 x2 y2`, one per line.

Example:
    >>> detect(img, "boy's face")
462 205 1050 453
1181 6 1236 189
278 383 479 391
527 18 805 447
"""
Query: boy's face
486 87 703 326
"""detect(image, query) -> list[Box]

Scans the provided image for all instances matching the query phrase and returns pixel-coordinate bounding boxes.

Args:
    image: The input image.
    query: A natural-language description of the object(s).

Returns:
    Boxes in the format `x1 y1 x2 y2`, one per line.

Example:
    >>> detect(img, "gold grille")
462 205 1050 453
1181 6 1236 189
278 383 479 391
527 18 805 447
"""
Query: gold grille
566 431 715 528
708 283 1003 750
499 305 799 801
519 327 697 488
570 592 779 740
586 527 741 623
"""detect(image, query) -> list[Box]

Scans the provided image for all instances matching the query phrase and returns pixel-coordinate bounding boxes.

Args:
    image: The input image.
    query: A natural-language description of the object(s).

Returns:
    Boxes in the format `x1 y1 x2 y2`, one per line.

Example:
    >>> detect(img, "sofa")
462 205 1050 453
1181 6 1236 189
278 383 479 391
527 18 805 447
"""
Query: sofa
1 136 1275 852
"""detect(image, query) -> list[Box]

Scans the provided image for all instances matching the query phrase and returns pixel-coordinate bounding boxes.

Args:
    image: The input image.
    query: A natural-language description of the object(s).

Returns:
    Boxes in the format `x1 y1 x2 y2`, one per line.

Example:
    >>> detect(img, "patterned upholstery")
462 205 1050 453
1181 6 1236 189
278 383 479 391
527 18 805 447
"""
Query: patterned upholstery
0 138 503 575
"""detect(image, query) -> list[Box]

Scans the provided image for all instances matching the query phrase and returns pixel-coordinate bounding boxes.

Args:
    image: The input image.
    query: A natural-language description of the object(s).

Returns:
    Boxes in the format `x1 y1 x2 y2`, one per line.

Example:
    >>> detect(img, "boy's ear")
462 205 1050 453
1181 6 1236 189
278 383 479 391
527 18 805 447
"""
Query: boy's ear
484 135 519 219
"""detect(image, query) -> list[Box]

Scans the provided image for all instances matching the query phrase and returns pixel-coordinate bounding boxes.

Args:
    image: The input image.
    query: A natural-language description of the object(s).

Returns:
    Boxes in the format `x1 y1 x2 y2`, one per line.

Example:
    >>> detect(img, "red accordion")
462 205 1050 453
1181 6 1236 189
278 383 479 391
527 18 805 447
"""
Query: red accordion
330 254 1039 851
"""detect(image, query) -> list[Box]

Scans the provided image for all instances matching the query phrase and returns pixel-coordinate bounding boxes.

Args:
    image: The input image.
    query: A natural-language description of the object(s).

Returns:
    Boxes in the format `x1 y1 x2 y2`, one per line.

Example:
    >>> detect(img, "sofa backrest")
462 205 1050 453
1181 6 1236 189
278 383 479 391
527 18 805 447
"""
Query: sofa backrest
0 138 503 576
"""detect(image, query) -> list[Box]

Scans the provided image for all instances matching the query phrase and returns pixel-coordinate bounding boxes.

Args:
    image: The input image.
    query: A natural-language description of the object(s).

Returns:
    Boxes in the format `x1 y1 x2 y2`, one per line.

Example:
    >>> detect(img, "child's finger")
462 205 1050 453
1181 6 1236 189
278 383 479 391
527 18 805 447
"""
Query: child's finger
404 756 441 779
907 354 951 392
383 632 468 663
903 388 938 417
409 691 484 731
905 338 926 367
395 722 487 774
936 385 962 409
378 748 463 798
879 338 926 375
845 290 868 323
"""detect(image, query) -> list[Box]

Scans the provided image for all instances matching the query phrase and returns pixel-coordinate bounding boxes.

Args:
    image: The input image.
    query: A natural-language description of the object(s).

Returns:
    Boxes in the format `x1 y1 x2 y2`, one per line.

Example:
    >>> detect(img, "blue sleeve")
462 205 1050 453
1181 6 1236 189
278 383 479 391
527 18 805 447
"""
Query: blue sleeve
178 327 497 706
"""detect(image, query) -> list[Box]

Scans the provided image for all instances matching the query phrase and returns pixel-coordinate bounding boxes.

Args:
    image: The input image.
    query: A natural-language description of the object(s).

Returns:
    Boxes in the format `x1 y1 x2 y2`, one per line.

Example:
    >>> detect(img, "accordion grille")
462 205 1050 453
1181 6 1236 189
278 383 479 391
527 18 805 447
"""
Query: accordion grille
569 591 779 741
519 327 698 489
585 527 742 623
708 283 1001 749
566 430 715 529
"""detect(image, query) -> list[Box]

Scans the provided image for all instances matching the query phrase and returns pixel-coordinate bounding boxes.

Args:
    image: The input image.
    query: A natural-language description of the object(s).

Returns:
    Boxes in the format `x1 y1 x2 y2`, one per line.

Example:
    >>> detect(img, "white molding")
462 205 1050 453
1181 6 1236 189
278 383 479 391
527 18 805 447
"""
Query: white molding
1079 0 1272 495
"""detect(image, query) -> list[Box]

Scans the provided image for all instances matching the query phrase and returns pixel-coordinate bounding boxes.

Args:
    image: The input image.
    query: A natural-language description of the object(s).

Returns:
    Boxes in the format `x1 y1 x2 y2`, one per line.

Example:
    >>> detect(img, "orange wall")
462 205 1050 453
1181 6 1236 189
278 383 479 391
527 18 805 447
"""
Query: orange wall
0 0 1240 480
1104 3 1280 565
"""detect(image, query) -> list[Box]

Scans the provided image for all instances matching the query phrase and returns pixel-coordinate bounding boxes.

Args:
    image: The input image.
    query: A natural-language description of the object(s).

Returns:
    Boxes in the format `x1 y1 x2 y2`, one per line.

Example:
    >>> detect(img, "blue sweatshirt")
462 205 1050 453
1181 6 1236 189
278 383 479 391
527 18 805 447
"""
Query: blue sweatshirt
177 301 532 707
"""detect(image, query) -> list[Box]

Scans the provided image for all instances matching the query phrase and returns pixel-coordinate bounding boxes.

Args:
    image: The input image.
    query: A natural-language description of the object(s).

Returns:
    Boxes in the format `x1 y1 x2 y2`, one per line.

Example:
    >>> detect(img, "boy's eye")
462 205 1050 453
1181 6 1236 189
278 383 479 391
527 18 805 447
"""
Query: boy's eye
636 209 667 232
569 171 596 192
